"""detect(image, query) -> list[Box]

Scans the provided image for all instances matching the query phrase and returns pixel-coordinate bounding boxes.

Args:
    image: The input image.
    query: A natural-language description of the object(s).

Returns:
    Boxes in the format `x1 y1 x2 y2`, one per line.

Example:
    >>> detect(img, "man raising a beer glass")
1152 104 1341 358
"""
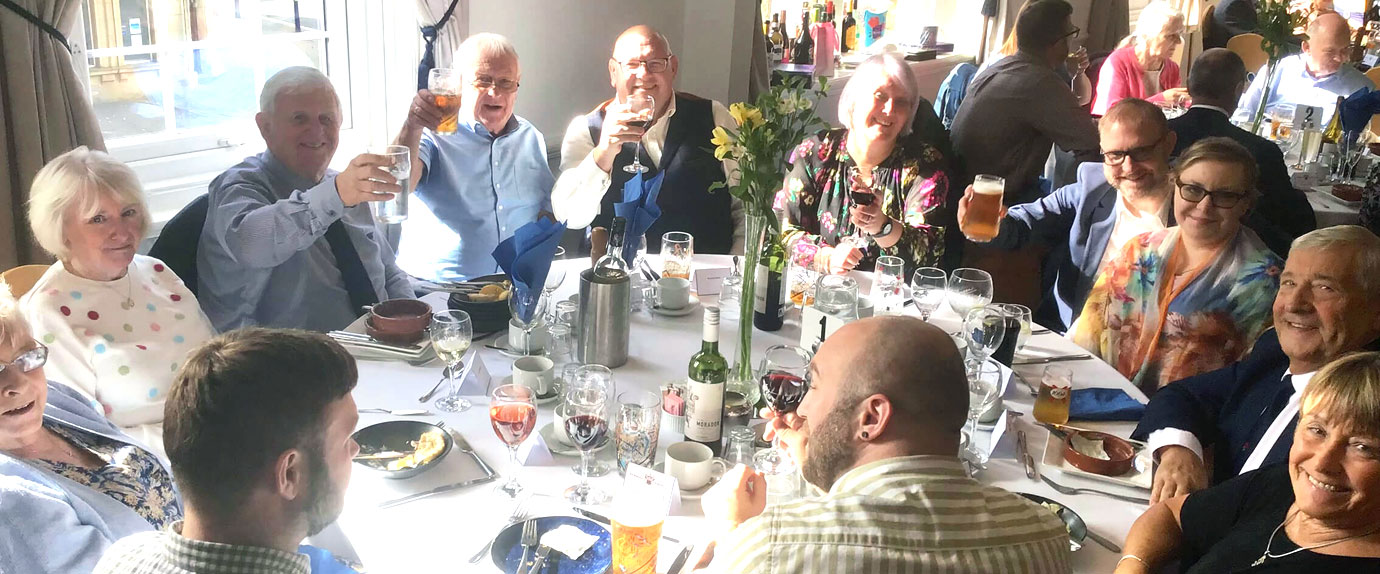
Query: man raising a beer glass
956 98 1176 333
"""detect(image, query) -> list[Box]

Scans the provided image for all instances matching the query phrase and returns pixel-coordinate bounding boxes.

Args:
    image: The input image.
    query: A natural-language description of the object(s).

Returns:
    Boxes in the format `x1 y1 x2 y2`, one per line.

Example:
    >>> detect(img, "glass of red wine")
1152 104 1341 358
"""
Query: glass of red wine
489 383 537 498
755 345 812 477
622 93 656 174
564 367 612 505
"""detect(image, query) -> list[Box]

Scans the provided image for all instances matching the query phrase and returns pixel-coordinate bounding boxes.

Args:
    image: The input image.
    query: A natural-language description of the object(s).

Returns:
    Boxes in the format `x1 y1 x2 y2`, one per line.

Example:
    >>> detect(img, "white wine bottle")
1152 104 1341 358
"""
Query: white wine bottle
685 306 729 455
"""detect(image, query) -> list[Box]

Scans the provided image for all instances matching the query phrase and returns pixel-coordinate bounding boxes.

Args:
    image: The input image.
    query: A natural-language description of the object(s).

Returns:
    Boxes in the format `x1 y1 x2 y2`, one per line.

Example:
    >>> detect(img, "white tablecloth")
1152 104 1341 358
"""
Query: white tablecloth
330 255 1151 573
1306 186 1363 228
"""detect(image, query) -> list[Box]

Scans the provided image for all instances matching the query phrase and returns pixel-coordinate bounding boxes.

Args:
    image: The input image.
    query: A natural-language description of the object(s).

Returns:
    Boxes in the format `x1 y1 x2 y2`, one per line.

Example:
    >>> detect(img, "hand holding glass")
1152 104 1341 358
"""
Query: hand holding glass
428 68 462 135
623 94 656 174
367 145 409 224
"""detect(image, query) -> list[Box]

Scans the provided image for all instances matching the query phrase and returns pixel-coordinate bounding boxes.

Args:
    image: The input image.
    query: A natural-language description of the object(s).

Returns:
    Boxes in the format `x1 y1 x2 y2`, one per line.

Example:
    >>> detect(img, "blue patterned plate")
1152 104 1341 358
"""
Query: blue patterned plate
491 516 611 574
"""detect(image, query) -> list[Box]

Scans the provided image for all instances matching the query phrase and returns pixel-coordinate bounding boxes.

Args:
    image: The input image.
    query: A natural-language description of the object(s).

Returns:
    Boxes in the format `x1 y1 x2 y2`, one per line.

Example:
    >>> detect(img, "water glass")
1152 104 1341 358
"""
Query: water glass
661 232 693 279
947 268 993 318
553 300 579 330
614 390 661 475
963 307 1006 365
999 303 1033 353
813 275 859 320
871 255 906 316
723 426 758 467
965 361 1001 465
368 145 410 224
910 267 947 322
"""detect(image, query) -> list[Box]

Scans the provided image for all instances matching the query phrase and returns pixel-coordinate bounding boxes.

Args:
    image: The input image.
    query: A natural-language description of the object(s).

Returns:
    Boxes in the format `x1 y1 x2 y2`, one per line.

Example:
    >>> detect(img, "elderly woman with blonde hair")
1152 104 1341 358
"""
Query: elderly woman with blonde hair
1091 1 1189 115
21 147 214 452
1116 351 1380 572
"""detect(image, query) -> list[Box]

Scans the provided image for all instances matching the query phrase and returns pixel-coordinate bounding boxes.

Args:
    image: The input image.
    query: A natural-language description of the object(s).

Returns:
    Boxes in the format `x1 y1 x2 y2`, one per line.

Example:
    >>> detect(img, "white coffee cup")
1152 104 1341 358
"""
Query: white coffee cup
508 319 547 354
512 356 555 397
664 442 728 491
553 402 574 447
655 277 692 310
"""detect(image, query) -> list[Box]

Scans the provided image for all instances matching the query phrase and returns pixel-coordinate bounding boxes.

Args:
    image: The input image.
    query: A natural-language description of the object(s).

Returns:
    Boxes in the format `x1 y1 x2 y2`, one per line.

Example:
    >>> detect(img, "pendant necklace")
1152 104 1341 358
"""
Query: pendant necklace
1253 509 1380 566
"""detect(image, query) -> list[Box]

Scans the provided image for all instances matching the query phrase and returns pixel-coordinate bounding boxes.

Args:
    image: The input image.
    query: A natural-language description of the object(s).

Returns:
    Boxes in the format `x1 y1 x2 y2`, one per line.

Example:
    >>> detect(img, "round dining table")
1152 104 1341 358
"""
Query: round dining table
328 255 1152 573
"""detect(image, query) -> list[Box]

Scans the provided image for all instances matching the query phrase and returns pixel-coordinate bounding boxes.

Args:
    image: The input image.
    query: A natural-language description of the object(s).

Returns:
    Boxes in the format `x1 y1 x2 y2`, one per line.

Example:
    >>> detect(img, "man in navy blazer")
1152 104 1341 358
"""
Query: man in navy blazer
1133 226 1380 503
958 98 1176 332
1169 49 1315 256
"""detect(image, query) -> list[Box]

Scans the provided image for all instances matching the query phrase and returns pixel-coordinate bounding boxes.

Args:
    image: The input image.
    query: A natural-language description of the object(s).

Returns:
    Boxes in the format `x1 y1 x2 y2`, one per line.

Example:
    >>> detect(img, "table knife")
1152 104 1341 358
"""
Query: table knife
448 429 498 479
377 474 498 508
525 546 553 574
574 508 681 543
667 544 694 574
328 330 424 351
1013 354 1092 365
1016 430 1038 480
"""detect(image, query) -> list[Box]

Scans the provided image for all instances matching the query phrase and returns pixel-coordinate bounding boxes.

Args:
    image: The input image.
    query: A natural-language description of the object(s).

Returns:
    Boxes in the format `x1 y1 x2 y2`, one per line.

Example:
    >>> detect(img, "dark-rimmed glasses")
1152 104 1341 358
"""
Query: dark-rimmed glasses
0 343 47 376
1102 133 1166 165
1177 181 1250 208
614 56 673 74
1063 26 1081 40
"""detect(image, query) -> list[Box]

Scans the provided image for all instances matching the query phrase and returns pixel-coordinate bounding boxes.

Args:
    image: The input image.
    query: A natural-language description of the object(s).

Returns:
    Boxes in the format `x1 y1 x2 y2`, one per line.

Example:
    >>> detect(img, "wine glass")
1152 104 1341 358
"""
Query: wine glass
564 366 612 505
999 303 1033 353
572 364 615 478
489 384 537 498
964 360 1002 469
872 255 906 316
947 268 993 318
623 94 656 174
429 310 473 412
964 307 1006 366
910 267 947 322
754 345 812 476
542 247 568 324
508 287 547 355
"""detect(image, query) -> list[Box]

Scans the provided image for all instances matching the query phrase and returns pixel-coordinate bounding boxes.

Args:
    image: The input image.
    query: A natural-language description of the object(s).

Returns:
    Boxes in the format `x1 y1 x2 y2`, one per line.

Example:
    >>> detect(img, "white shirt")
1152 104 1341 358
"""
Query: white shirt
1107 194 1170 259
550 95 745 253
1146 371 1314 472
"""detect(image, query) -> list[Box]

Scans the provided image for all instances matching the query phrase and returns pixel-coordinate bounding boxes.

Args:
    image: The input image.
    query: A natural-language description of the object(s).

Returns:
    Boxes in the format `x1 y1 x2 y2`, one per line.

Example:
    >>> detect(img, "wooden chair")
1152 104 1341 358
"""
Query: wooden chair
1 265 49 298
1226 33 1269 80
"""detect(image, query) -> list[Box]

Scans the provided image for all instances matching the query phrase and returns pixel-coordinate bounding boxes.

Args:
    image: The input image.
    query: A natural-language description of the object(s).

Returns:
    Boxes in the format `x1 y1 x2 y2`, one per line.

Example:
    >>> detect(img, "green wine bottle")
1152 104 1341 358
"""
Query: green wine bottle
686 306 729 455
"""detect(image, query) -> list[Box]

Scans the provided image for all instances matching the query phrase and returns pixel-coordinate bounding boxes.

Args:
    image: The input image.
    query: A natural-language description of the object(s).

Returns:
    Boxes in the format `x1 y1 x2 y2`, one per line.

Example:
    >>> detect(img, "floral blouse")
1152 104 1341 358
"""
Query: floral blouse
776 128 951 275
29 422 182 530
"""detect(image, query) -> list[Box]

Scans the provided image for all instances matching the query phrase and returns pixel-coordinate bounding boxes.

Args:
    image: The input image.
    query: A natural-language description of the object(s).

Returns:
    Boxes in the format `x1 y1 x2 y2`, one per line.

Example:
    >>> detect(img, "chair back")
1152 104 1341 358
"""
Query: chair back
1201 5 1220 50
934 62 978 129
147 194 209 296
1 265 49 298
1226 33 1269 81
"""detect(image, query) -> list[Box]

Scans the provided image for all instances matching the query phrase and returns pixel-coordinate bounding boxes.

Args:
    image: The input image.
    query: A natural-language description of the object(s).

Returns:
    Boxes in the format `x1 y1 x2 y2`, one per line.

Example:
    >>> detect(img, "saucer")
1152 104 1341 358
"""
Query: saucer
652 460 719 500
496 376 559 405
650 295 700 317
539 421 610 457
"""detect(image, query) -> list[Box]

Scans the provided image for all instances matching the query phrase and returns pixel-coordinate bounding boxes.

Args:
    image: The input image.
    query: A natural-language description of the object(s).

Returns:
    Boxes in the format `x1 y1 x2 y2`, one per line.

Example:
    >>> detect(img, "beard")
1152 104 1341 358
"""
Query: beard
801 404 861 491
303 449 344 537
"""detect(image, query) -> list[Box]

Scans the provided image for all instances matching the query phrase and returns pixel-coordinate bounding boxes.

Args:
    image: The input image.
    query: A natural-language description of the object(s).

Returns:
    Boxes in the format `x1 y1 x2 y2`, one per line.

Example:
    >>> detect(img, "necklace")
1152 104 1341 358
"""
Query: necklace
115 272 135 310
1253 509 1380 566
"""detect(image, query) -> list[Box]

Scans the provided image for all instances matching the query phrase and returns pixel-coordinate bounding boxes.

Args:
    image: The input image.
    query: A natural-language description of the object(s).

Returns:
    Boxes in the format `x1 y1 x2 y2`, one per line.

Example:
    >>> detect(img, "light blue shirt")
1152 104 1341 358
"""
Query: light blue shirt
397 115 555 282
197 151 414 332
1233 54 1375 124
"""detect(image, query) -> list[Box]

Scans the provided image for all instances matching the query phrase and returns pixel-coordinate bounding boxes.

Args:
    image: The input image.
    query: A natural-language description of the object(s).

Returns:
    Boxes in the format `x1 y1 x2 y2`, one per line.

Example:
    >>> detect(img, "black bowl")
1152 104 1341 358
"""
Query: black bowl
351 420 453 480
1019 492 1088 551
448 273 513 333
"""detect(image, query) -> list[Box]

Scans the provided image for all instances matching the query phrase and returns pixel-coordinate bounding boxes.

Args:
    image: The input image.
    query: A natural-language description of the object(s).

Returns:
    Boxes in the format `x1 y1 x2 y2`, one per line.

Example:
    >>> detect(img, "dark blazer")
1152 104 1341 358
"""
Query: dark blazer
1133 328 1380 484
1169 106 1316 256
1205 0 1257 50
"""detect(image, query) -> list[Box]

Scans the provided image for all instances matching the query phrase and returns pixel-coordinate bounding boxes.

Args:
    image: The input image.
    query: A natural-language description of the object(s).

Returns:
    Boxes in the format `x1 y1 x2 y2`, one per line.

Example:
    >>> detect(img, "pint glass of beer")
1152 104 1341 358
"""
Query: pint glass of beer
962 174 1006 242
428 68 462 135
611 487 671 573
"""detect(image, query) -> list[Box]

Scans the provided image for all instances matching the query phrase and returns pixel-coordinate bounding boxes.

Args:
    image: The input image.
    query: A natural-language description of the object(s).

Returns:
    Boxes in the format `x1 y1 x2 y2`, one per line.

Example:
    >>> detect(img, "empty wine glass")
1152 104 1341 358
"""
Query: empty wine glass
508 287 547 355
872 255 906 316
964 361 1001 468
565 366 612 505
910 267 947 322
429 310 473 413
964 307 1006 366
623 94 656 174
542 246 568 324
947 268 993 318
489 384 537 498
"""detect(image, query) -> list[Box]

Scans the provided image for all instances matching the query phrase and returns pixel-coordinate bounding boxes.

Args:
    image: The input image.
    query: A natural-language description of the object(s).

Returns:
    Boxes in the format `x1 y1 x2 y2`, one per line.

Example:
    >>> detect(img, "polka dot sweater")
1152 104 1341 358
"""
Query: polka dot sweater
20 255 216 432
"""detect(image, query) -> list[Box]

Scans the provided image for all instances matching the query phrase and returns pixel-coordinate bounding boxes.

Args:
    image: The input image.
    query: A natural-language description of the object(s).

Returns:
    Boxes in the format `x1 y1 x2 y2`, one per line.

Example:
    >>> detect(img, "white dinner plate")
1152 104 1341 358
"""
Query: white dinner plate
1040 431 1152 490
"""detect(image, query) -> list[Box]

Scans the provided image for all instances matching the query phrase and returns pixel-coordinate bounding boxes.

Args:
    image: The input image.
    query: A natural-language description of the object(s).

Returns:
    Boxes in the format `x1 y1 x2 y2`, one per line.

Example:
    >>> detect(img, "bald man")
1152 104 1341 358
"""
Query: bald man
700 317 1071 573
551 26 744 255
955 98 1175 332
1233 12 1374 124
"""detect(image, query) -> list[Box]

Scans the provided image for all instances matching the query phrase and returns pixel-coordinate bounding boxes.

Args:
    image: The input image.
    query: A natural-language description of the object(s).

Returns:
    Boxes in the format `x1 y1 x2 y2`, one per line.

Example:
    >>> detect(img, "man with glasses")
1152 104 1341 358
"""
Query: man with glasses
551 25 744 256
957 98 1175 333
391 33 554 284
1232 12 1372 125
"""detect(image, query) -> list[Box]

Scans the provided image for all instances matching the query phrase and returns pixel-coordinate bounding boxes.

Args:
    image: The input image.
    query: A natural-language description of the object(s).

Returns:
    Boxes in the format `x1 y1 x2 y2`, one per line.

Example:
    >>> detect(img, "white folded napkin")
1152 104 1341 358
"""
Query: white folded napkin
542 525 599 559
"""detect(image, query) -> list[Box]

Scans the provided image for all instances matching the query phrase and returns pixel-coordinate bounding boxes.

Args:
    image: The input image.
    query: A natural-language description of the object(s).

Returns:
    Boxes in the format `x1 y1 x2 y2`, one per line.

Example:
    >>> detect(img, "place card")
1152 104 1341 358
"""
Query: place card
517 430 555 466
1294 104 1324 130
692 267 730 296
625 462 682 512
458 352 492 396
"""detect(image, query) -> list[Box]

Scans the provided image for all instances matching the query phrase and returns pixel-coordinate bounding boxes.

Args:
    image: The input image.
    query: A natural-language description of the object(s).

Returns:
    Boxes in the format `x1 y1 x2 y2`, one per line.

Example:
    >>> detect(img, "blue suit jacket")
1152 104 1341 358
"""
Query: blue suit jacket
989 162 1120 332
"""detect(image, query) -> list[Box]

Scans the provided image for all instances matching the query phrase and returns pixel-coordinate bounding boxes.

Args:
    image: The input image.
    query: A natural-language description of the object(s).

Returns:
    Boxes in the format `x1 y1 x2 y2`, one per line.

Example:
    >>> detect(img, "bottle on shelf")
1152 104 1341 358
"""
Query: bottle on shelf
779 10 792 64
754 235 787 332
686 306 729 455
841 0 858 53
1322 95 1345 144
769 11 785 63
791 2 815 65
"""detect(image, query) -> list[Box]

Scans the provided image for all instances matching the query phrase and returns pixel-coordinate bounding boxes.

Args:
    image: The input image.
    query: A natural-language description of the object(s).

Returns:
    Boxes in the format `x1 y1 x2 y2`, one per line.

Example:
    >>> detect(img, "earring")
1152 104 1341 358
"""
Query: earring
861 431 870 440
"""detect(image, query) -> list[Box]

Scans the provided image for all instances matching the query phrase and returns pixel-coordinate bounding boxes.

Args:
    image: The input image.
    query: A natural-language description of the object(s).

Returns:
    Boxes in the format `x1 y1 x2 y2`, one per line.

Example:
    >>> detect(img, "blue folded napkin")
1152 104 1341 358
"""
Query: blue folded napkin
1068 387 1145 422
298 544 359 574
492 218 566 323
613 171 666 263
1340 87 1380 136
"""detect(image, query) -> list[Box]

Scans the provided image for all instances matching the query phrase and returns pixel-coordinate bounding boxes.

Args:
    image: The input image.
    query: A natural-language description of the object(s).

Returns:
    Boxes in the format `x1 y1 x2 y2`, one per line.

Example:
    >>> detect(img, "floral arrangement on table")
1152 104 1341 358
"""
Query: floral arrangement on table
1251 0 1310 133
709 76 829 383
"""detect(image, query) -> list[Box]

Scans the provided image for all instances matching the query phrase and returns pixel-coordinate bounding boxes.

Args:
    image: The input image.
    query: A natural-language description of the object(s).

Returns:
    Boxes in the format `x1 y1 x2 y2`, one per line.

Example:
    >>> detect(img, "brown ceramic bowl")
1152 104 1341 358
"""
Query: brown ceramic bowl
1062 430 1136 477
1332 183 1363 202
368 298 432 344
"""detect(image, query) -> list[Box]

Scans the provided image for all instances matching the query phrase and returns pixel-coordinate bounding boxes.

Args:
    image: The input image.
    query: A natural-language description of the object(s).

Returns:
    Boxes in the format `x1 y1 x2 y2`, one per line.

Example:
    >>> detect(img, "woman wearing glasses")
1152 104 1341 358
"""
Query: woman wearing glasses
1091 1 1188 116
1070 138 1282 395
0 282 180 573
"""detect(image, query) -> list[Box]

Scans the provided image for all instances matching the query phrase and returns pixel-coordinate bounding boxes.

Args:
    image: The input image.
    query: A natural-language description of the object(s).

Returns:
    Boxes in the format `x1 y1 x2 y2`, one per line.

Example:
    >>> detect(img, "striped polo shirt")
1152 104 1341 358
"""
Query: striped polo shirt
716 456 1071 573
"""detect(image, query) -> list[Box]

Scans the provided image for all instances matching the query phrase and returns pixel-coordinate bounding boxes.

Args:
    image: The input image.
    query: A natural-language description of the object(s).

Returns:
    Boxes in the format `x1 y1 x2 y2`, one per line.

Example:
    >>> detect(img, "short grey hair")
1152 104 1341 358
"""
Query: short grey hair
259 66 337 115
27 146 150 261
1291 225 1380 297
837 52 919 136
454 33 519 80
1131 1 1186 44
0 281 31 352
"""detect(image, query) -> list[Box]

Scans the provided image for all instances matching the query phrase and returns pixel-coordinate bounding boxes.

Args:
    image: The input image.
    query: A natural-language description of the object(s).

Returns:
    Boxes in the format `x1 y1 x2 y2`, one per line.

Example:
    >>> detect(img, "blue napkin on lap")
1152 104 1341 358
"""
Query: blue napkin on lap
613 171 666 263
492 219 566 323
1068 387 1145 422
1340 87 1380 136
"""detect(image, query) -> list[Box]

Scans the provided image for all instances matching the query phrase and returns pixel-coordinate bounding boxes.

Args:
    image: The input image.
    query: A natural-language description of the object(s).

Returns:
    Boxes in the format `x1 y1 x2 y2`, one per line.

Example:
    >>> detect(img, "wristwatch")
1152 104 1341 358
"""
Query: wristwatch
869 219 894 238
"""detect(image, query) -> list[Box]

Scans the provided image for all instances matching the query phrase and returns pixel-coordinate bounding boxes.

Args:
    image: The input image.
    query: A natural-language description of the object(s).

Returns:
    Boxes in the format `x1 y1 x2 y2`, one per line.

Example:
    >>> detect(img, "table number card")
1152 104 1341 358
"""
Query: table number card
625 462 682 511
799 306 851 353
517 429 555 466
458 351 492 396
1294 105 1324 130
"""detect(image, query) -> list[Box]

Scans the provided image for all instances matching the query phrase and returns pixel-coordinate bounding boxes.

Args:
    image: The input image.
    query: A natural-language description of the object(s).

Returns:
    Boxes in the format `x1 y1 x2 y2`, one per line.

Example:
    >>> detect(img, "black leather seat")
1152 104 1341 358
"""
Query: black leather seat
148 194 209 296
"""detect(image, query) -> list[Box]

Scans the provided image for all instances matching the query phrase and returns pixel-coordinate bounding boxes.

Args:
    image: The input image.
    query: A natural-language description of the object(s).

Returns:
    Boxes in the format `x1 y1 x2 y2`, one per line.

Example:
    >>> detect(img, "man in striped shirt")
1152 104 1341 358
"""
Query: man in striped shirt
701 317 1071 573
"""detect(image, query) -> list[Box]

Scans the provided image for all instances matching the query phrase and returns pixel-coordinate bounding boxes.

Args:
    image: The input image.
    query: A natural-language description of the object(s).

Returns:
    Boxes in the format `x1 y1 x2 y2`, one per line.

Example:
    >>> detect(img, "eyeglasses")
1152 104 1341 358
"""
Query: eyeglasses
472 75 520 94
615 56 673 74
1177 181 1250 208
1062 26 1081 40
0 343 47 376
1102 133 1165 165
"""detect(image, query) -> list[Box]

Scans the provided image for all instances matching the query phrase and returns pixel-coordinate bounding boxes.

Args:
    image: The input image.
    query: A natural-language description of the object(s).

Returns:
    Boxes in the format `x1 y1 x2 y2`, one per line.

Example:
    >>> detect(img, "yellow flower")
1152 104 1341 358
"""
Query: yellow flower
729 103 764 129
711 126 737 160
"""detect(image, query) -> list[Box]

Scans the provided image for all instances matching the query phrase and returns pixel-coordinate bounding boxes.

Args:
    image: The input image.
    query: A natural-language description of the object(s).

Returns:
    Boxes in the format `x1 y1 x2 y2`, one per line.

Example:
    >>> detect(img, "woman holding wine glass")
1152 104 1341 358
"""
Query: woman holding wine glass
489 384 537 498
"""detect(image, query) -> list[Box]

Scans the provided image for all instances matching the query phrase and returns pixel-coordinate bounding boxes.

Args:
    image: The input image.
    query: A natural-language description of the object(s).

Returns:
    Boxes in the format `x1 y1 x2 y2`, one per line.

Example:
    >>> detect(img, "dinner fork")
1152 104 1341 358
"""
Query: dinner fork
516 518 539 574
1040 475 1149 504
468 498 533 563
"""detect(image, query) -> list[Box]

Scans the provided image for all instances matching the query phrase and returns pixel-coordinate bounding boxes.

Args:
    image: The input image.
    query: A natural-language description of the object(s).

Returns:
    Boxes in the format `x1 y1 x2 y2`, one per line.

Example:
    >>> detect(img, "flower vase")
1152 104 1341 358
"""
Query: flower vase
1250 59 1280 135
731 212 769 388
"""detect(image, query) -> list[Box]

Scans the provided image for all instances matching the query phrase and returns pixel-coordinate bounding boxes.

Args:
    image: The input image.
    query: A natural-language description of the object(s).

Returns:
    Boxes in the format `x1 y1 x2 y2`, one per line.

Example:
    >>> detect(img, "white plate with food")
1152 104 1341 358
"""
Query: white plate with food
1040 427 1152 490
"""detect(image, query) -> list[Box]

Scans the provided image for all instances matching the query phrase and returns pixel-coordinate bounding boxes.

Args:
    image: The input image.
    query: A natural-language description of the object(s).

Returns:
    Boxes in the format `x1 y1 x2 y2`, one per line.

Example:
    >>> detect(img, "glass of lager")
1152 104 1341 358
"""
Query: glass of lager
963 174 1006 242
611 485 671 573
428 68 462 135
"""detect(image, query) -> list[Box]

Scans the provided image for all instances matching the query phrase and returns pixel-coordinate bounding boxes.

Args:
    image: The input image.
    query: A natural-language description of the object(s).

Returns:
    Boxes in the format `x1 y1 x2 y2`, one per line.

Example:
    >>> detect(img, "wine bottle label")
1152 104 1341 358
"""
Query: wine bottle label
754 265 769 314
684 377 724 443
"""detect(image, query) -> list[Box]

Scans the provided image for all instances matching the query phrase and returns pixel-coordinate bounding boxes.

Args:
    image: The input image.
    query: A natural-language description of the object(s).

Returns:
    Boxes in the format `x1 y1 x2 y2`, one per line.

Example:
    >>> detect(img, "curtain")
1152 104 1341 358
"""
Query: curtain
1087 0 1132 54
416 0 467 71
0 0 103 269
